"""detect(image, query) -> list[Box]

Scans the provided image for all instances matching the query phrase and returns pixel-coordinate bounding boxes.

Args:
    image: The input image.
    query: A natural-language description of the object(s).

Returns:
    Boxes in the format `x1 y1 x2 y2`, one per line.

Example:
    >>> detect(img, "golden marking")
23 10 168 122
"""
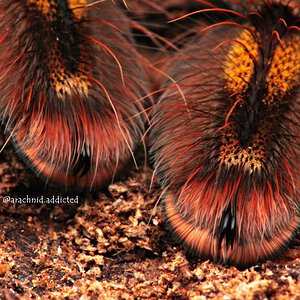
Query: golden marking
27 0 88 21
27 0 57 21
265 36 300 105
27 1 91 96
220 130 266 173
224 30 300 104
221 30 299 172
68 0 87 20
47 49 91 97
224 30 258 93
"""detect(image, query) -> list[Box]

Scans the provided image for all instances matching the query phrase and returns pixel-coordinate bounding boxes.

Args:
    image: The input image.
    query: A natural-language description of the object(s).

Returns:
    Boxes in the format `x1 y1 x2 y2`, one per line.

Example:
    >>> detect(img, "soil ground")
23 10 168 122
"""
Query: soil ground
0 1 299 299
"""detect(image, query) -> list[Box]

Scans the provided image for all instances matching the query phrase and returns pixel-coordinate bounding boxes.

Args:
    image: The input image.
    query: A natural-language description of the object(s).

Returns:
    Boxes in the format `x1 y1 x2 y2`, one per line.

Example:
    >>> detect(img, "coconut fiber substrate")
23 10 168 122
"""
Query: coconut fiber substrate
0 1 300 299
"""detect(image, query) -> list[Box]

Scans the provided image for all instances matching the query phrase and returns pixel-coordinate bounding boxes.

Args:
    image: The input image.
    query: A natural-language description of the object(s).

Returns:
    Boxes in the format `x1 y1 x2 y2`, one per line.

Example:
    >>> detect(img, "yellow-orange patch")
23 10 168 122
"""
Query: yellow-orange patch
224 30 258 94
220 129 266 173
265 36 300 105
221 29 300 173
68 0 87 20
27 0 87 21
27 0 57 21
47 49 91 97
224 29 300 104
